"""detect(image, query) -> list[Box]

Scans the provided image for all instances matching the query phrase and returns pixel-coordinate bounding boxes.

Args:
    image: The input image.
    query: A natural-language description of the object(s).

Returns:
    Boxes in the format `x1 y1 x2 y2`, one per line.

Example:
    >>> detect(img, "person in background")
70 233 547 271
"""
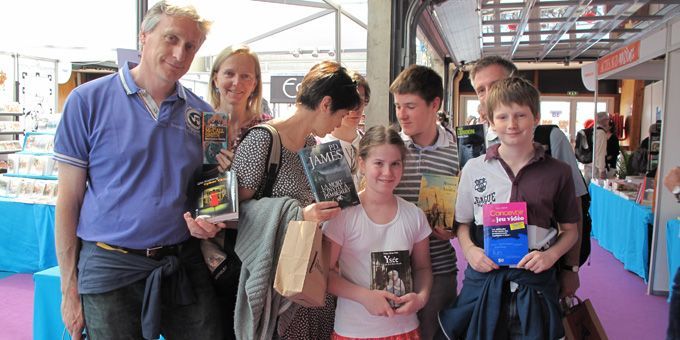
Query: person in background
198 44 272 340
54 2 223 339
439 77 578 339
469 55 586 298
391 65 459 340
232 60 361 339
593 111 610 179
606 117 621 176
319 71 371 190
664 166 680 340
325 125 432 339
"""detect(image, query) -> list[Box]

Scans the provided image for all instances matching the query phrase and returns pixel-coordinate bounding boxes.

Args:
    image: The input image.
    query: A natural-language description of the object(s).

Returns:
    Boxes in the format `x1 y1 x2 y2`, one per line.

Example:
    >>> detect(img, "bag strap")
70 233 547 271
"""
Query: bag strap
533 124 558 156
253 123 281 197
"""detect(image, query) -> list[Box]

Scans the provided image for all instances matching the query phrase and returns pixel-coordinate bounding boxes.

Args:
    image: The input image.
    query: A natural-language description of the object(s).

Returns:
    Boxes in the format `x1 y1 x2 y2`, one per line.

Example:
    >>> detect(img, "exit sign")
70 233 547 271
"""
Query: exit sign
567 91 578 96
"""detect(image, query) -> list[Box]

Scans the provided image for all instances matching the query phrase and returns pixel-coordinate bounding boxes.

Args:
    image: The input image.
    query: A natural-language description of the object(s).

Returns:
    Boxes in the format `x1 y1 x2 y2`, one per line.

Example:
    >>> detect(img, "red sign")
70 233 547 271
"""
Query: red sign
598 41 640 75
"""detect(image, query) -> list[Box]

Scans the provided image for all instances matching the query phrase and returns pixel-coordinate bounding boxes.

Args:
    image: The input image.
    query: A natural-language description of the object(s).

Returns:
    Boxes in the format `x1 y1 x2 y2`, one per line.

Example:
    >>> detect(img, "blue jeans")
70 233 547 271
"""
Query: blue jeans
668 268 680 340
81 240 223 340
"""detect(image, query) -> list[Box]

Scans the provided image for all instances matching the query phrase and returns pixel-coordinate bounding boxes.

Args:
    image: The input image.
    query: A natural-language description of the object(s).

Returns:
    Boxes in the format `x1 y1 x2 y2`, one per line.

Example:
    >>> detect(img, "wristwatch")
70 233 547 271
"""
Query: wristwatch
560 263 579 273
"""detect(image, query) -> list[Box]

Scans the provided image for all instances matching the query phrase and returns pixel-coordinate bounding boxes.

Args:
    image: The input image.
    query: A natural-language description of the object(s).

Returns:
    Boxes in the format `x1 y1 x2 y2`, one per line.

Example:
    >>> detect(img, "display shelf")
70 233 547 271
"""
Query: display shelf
0 150 21 154
3 173 57 180
0 131 24 135
0 112 23 116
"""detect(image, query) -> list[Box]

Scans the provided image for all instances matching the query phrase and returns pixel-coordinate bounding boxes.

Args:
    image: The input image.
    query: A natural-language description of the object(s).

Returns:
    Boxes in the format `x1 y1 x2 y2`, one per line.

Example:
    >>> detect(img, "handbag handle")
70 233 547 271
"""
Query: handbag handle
560 295 583 314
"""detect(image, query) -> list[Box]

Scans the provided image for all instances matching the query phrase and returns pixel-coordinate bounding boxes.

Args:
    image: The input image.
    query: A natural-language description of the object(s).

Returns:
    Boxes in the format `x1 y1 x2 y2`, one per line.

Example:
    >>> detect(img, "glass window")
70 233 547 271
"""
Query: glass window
575 101 608 131
540 100 571 137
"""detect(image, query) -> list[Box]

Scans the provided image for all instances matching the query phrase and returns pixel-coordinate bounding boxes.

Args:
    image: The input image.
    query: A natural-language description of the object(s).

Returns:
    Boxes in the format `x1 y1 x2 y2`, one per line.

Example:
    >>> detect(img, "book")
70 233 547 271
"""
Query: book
370 250 412 308
482 202 528 266
456 124 487 170
202 112 228 165
417 173 459 230
298 140 359 208
195 170 239 223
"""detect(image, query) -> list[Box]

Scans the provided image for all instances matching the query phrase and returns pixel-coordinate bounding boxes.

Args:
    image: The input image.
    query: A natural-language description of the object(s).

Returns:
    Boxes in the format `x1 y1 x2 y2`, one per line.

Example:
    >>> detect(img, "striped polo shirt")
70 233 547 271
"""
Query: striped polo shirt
395 124 459 275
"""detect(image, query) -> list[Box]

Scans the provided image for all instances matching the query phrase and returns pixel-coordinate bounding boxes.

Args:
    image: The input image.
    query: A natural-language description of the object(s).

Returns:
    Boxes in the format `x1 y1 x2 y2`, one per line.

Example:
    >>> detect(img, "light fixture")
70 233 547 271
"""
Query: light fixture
311 48 319 58
291 48 301 58
327 49 336 57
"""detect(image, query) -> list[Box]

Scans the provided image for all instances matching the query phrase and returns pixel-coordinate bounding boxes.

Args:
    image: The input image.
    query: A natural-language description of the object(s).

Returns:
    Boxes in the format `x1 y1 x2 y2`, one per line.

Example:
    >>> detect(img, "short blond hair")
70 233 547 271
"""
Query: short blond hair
140 1 212 43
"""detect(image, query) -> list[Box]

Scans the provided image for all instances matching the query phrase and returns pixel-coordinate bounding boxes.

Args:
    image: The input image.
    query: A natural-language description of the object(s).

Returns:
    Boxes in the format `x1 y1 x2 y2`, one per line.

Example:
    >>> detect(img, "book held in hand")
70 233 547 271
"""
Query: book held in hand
456 124 487 170
195 170 239 223
370 250 412 308
418 173 459 230
483 202 528 266
202 112 228 165
298 140 359 208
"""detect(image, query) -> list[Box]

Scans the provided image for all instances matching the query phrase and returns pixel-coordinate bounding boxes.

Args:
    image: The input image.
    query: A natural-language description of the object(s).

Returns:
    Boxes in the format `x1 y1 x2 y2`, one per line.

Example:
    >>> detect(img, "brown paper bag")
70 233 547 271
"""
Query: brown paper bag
274 220 328 307
562 296 608 340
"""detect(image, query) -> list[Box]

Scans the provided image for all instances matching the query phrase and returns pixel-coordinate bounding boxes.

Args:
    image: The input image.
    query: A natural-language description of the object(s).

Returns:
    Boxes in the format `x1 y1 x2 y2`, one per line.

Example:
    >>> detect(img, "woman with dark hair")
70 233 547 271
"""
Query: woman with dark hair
232 60 361 339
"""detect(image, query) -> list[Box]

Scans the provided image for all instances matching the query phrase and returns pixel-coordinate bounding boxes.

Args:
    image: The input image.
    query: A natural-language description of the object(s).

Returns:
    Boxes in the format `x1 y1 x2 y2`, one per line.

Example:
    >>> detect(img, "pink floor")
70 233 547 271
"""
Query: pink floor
0 238 672 340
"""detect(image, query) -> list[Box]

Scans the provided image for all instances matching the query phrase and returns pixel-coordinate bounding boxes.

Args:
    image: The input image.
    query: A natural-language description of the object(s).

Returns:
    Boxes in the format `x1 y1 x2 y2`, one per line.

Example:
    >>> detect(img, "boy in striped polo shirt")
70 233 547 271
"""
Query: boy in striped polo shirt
391 65 459 340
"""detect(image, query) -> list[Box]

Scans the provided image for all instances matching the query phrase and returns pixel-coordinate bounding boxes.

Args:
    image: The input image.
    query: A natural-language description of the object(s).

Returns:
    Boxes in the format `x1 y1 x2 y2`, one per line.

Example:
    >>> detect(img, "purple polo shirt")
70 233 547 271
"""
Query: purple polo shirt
54 63 211 249
456 143 579 230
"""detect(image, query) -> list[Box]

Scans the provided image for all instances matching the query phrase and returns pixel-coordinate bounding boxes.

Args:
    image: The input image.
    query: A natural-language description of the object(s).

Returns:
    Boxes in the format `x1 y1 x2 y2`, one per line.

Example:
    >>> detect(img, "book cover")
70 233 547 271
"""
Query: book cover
456 124 487 170
195 170 239 223
418 173 459 230
482 202 528 266
202 112 228 165
370 250 412 308
298 140 359 208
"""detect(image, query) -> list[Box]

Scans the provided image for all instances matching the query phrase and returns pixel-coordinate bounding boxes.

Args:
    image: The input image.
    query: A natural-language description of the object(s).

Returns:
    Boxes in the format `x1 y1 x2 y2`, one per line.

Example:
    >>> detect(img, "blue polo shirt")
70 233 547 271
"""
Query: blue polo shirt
54 63 211 249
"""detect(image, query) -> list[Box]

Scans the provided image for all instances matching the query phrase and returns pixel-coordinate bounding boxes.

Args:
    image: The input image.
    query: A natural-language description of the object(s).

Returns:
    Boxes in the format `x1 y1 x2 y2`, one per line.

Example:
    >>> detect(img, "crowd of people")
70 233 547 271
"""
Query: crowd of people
52 1 677 340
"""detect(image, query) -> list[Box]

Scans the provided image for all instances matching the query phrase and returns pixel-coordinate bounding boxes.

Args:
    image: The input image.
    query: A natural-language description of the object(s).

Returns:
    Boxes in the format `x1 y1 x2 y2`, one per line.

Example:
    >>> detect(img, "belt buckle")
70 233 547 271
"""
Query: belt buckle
146 246 163 259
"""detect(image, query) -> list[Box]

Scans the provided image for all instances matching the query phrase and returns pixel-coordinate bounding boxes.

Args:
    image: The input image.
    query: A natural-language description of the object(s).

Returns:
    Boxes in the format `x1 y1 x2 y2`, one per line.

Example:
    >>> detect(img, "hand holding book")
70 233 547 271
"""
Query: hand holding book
302 201 341 223
359 289 399 317
183 212 227 239
516 248 560 273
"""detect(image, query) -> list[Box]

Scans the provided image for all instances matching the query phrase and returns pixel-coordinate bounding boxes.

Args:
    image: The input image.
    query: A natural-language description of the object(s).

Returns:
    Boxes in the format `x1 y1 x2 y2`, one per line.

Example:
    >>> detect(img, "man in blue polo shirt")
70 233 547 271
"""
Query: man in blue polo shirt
54 2 223 339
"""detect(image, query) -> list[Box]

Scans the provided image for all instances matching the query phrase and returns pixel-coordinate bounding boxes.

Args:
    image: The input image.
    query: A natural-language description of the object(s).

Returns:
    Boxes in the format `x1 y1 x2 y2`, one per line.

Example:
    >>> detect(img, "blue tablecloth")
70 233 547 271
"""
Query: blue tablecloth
668 219 680 294
589 183 653 281
0 199 57 273
33 266 169 340
33 266 64 340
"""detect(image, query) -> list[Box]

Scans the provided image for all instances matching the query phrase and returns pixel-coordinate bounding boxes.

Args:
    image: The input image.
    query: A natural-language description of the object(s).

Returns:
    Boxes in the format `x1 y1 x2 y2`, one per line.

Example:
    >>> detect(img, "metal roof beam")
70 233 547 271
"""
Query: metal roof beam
482 14 662 25
539 0 592 61
568 1 649 60
482 27 642 36
485 38 624 46
481 1 579 10
242 9 335 45
507 0 537 59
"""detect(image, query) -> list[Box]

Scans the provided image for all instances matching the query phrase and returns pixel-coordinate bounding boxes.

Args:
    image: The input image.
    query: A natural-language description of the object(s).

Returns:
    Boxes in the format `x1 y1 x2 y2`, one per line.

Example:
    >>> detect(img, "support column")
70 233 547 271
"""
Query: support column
365 0 398 128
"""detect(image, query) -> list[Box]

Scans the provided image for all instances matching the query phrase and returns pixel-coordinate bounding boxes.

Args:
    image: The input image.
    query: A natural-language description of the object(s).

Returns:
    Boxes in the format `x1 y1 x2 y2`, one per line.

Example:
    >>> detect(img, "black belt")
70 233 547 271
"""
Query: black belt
96 241 187 260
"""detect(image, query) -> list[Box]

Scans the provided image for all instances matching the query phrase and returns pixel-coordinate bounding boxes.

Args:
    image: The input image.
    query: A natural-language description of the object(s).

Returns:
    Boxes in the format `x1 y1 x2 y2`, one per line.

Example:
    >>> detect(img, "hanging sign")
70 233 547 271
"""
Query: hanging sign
270 76 304 103
597 41 640 75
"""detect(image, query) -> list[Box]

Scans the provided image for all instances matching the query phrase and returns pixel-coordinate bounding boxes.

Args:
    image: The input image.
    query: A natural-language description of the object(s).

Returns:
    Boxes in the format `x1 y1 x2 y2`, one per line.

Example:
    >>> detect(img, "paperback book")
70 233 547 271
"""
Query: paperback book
417 173 459 230
195 170 239 223
202 112 228 165
456 124 487 170
482 201 528 266
370 250 412 308
298 140 359 208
